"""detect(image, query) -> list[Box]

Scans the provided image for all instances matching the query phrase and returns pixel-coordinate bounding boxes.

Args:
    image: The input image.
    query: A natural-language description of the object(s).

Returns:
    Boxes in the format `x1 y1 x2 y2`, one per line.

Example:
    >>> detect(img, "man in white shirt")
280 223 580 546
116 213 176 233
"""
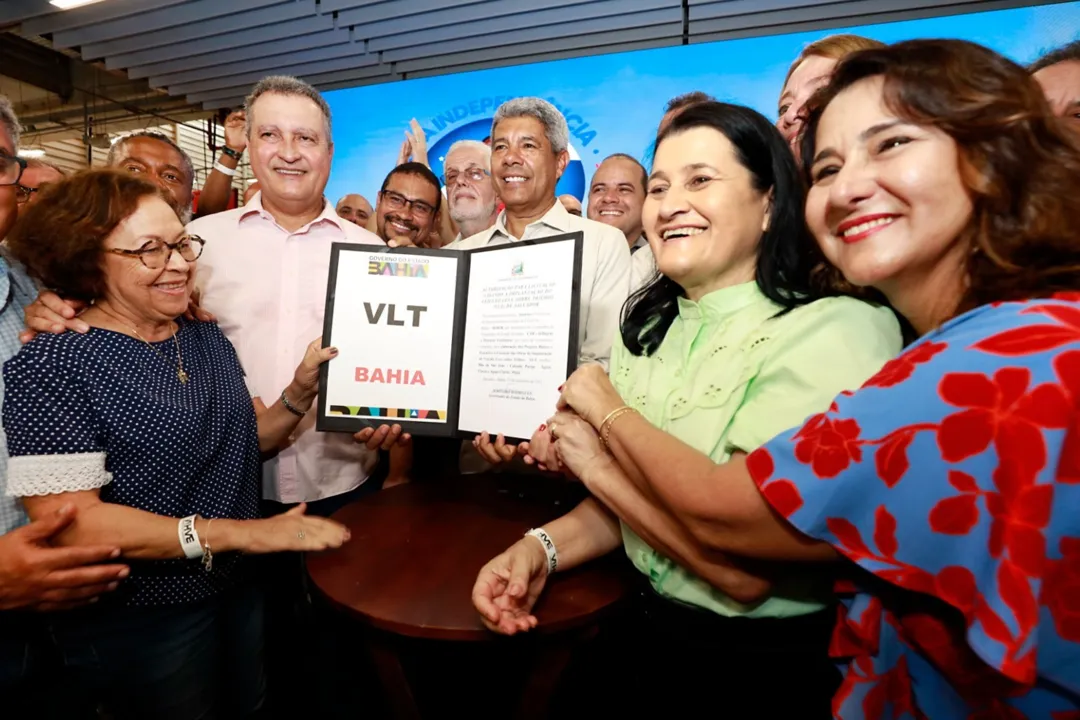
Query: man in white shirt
448 97 630 463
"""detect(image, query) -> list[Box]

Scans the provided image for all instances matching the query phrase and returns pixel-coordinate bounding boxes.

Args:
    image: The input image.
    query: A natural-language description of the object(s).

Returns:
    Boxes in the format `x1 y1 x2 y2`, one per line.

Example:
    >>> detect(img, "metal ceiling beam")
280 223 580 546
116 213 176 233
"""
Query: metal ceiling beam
55 0 291 49
342 0 610 40
318 0 418 11
169 52 381 95
105 13 335 69
24 111 212 144
150 35 368 88
337 0 527 28
382 9 679 64
18 96 198 127
0 1 52 26
0 32 73 101
689 0 1050 33
197 64 399 109
368 0 674 53
691 0 1001 21
689 0 1059 40
21 0 190 36
395 19 682 73
78 0 311 59
127 28 350 79
406 35 678 80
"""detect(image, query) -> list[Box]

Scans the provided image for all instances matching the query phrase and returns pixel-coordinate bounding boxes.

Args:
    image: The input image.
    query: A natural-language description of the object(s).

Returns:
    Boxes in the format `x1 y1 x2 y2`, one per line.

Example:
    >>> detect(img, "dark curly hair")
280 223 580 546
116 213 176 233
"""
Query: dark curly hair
7 169 167 301
1028 39 1080 74
800 39 1080 314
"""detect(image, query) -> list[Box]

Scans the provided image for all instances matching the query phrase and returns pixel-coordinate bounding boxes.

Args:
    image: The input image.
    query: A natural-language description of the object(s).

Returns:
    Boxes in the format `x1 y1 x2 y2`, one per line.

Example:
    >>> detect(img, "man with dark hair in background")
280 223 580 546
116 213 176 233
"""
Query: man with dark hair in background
1030 39 1080 133
659 91 717 132
375 162 442 248
107 130 195 222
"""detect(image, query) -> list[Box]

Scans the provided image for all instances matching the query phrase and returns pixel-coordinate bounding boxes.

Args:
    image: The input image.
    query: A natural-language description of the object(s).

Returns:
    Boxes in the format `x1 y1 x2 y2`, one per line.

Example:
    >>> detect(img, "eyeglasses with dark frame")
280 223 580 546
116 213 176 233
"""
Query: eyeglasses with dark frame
0 154 27 188
379 189 435 219
441 167 490 186
15 184 49 205
105 235 206 270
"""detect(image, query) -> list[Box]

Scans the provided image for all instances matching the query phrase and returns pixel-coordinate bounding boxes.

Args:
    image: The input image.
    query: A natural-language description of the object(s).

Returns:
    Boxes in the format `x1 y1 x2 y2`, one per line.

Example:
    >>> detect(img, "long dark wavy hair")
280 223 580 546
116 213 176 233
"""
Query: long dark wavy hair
622 101 836 356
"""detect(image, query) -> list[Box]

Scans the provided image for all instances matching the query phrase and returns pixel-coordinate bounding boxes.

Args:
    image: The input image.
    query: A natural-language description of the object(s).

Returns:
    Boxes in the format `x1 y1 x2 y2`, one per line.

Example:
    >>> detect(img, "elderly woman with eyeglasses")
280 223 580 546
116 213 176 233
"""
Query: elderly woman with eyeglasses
1 169 350 719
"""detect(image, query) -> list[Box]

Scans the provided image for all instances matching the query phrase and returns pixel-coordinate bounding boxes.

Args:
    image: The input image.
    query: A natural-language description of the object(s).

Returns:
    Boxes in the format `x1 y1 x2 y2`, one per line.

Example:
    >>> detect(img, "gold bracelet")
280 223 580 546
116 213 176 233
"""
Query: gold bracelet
599 406 637 450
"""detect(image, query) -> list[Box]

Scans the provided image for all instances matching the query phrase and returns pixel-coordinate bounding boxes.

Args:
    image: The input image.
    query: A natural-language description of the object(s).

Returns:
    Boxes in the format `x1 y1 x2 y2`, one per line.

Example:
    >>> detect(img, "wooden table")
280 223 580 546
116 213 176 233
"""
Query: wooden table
306 473 631 719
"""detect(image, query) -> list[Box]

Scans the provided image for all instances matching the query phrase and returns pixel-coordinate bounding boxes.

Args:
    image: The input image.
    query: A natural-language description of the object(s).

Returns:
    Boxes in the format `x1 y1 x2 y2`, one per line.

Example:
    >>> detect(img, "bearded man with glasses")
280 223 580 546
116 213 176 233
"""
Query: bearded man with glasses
375 161 442 248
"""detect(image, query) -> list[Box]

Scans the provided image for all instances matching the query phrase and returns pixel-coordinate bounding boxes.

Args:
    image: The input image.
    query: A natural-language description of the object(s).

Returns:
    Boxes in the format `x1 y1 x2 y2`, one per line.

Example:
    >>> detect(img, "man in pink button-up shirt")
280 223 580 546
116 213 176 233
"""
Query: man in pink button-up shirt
188 76 385 512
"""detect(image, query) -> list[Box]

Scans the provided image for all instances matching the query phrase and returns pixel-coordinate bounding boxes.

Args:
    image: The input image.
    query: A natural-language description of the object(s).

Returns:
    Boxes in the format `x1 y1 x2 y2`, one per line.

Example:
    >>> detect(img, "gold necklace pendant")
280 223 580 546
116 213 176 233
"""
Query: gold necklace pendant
98 306 189 385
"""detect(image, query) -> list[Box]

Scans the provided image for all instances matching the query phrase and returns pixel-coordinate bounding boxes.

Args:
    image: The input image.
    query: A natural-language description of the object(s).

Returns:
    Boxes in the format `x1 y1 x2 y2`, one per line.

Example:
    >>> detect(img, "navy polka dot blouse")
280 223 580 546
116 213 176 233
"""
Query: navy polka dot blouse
3 319 260 607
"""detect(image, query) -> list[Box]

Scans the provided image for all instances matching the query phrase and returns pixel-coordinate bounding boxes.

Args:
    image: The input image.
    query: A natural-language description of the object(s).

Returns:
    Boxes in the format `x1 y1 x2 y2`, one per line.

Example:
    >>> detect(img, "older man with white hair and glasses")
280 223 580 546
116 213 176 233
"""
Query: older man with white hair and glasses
443 139 498 242
447 97 630 464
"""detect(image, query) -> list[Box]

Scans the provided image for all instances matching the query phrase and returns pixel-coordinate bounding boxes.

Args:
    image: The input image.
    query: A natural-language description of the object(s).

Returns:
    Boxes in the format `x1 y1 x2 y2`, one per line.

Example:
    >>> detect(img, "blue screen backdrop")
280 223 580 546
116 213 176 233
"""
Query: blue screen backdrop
325 2 1080 205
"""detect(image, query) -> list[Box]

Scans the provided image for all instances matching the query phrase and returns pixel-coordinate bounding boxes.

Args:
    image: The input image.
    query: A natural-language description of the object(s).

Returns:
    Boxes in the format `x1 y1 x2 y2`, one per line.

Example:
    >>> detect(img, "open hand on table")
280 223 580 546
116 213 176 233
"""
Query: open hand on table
472 537 549 635
243 504 350 553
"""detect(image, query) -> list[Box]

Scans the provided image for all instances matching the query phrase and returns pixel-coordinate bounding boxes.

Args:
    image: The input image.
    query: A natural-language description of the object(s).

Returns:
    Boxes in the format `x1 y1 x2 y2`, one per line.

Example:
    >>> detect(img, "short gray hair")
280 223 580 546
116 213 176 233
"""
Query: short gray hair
492 97 569 154
107 131 194 185
244 75 332 142
0 95 21 149
445 139 492 170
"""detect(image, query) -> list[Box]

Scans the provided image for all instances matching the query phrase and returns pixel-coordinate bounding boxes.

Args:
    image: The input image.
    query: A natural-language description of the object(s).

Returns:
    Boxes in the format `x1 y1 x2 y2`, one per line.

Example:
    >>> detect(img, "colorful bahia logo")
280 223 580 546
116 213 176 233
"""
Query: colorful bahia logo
423 96 597 201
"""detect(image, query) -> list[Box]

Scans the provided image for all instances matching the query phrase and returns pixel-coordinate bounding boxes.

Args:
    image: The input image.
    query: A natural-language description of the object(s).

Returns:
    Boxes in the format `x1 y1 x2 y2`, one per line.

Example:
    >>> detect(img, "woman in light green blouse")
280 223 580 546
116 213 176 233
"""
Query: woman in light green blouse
472 102 902 716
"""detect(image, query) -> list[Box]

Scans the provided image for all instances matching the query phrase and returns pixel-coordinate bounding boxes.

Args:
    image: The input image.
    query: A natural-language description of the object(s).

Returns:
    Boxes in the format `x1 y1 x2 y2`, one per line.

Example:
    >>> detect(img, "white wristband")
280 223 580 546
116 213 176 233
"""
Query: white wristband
178 515 203 559
213 161 237 177
525 528 558 573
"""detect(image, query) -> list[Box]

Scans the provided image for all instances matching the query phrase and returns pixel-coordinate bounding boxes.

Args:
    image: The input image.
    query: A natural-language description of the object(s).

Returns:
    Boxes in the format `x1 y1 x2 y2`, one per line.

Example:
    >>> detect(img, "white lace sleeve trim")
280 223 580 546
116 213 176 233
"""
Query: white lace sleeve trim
6 452 113 497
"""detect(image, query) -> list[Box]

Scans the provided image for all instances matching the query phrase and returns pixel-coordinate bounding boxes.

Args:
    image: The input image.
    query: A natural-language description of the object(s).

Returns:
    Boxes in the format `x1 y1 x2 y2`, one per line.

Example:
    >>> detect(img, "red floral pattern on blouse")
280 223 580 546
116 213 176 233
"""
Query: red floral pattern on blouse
750 297 1080 718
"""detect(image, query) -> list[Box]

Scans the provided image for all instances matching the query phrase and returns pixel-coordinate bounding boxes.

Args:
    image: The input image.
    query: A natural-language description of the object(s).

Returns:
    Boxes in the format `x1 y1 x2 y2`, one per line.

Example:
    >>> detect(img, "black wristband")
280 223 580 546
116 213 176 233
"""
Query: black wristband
221 146 243 160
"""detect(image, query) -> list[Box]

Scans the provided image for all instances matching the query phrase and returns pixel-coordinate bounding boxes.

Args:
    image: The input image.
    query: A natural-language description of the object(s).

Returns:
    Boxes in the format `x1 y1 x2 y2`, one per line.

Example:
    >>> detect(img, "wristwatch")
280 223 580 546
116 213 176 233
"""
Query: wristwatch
221 145 243 160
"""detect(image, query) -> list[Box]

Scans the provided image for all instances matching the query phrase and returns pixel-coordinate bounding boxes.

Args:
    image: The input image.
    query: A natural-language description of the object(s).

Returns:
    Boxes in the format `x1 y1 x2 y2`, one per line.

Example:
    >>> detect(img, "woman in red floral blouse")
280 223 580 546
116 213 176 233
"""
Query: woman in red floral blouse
530 39 1080 718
